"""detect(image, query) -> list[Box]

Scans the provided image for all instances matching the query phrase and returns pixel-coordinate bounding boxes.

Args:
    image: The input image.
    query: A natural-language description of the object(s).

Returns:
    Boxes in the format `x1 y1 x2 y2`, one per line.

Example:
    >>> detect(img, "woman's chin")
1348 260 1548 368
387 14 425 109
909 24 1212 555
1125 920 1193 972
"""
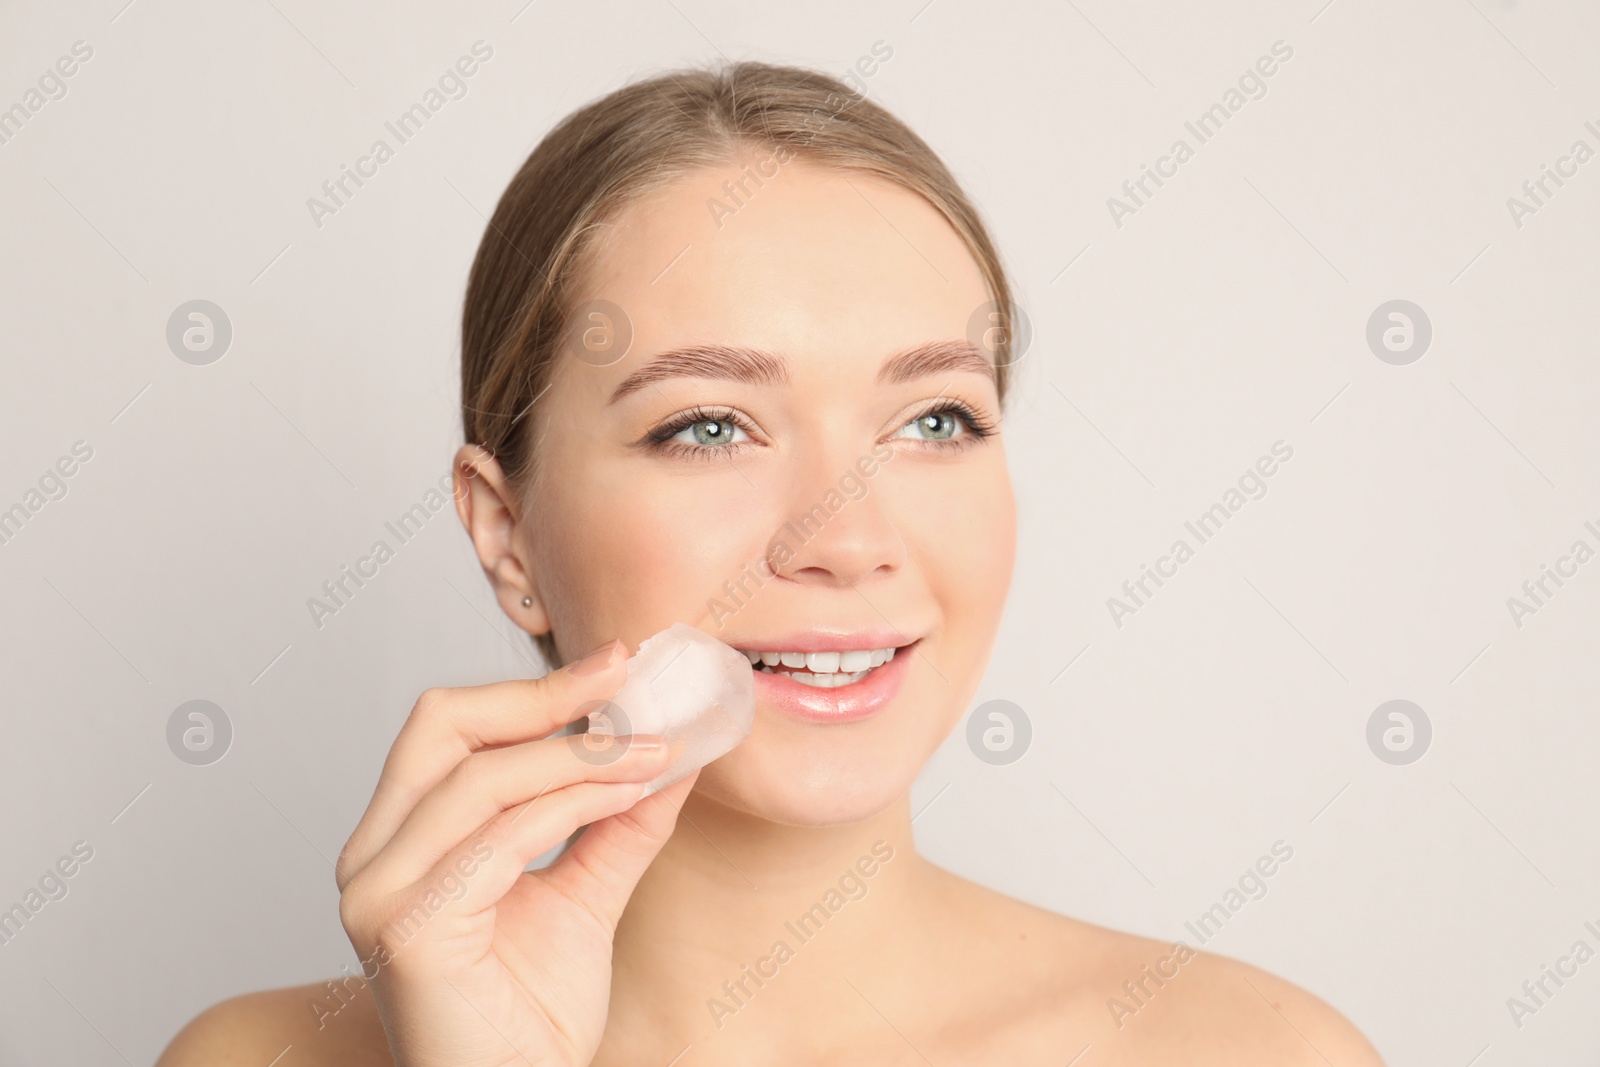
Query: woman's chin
690 749 917 828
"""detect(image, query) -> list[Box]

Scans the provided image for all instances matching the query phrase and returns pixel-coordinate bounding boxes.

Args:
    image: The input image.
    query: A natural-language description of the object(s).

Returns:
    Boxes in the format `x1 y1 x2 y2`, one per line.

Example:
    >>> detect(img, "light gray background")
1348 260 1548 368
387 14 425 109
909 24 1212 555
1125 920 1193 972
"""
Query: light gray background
2 0 1597 1063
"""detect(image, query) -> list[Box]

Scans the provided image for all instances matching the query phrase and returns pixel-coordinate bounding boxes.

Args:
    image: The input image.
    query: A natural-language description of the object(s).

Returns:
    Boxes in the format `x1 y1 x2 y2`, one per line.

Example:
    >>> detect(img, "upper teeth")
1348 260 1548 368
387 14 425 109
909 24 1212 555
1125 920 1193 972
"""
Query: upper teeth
740 647 897 673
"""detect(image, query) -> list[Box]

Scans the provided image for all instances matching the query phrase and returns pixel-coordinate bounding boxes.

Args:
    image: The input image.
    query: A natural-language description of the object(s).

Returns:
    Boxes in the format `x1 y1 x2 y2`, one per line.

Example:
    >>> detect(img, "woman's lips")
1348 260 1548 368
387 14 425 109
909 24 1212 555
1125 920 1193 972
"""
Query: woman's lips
750 639 918 723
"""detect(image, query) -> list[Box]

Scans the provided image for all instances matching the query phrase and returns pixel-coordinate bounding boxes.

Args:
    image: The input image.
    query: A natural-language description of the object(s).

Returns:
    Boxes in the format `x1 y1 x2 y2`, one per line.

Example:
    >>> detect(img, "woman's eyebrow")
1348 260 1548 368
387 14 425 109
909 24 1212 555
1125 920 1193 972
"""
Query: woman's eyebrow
607 344 787 404
875 339 994 386
606 338 993 405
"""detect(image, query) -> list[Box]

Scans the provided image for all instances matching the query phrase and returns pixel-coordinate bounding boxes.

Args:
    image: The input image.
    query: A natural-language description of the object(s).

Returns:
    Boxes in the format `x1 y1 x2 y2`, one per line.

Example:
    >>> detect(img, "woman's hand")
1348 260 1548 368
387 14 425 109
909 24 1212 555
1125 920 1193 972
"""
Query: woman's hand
335 640 691 1067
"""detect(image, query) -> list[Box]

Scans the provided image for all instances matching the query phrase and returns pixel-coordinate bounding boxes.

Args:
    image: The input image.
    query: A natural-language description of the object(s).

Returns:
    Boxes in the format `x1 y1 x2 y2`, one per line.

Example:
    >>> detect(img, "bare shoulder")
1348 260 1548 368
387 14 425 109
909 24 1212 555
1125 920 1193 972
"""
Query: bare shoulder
929 871 1385 1065
1108 939 1387 1065
155 979 391 1067
1064 918 1385 1064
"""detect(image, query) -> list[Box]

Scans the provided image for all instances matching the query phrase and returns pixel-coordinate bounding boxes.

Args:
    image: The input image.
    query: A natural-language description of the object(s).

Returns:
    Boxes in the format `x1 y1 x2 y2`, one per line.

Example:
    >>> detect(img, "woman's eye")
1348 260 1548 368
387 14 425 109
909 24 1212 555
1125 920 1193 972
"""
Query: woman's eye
897 410 963 441
671 418 748 447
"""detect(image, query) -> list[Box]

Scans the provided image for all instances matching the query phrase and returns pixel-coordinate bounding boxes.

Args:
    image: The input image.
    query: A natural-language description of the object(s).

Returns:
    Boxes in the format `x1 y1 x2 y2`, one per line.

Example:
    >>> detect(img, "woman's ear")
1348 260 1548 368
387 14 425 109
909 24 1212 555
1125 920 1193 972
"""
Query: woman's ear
452 444 550 635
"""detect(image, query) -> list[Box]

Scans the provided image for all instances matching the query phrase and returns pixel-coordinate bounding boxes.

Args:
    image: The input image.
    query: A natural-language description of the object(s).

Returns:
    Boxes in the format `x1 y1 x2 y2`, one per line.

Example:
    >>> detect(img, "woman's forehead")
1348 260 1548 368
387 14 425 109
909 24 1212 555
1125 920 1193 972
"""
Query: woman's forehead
595 162 981 291
574 162 991 365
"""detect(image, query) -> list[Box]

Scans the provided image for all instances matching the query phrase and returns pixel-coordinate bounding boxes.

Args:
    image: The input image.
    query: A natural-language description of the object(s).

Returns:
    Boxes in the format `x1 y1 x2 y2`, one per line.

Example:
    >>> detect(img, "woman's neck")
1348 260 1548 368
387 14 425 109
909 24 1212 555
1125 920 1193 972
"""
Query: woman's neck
603 788 943 1053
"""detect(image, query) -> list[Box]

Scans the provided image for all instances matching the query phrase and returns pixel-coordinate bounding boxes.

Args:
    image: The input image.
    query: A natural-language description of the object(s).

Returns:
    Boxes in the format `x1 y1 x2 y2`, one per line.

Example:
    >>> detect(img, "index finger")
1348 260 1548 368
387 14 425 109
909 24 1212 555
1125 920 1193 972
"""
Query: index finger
337 639 625 889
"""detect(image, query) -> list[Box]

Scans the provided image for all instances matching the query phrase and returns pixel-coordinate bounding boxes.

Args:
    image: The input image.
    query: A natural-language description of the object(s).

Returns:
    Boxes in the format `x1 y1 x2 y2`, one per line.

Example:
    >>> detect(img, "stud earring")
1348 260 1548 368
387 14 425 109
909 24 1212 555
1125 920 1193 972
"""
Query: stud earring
521 596 533 608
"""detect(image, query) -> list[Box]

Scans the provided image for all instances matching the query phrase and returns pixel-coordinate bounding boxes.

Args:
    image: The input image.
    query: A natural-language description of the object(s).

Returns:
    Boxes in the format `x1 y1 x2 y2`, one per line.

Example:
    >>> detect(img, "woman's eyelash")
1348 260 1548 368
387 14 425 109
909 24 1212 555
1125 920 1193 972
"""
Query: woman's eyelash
641 399 998 458
905 399 998 441
643 404 748 447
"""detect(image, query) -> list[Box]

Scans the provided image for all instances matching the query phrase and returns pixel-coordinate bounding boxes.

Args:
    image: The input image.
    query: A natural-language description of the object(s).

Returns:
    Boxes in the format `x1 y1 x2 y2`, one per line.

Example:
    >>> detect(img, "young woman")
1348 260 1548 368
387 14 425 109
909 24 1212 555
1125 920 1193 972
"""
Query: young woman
160 61 1385 1066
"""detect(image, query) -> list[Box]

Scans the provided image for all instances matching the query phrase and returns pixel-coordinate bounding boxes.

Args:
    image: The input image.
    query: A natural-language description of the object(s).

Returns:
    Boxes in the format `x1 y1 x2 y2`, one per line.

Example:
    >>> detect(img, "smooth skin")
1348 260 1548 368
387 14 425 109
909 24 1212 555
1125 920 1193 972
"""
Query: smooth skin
159 157 1386 1065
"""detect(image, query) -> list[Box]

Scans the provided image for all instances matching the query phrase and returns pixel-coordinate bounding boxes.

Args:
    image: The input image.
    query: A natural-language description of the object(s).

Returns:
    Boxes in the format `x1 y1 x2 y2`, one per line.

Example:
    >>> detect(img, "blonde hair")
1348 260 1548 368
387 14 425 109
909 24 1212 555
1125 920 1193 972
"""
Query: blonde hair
460 60 1017 666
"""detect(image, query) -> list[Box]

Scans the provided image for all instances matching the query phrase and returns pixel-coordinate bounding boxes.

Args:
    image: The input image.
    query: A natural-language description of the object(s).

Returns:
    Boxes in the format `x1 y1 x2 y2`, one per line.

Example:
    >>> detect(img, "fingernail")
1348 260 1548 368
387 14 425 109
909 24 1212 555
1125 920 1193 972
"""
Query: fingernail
568 639 620 676
624 734 665 752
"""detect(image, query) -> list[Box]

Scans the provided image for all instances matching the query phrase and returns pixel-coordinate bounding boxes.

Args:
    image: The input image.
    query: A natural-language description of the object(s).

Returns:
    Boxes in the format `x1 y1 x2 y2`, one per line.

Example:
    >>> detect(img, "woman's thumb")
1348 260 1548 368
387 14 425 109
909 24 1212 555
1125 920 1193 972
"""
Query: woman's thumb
545 770 697 928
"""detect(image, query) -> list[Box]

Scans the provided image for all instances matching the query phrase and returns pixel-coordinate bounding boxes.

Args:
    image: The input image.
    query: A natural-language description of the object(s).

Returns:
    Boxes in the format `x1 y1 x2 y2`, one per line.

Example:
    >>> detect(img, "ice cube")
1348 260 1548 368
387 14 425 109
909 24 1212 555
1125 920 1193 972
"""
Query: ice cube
586 623 755 792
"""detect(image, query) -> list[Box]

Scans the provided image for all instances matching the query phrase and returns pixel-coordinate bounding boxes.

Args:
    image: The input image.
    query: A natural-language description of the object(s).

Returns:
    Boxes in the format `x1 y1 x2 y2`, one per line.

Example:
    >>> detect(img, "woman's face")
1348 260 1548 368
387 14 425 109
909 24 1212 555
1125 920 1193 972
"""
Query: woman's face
520 156 1015 826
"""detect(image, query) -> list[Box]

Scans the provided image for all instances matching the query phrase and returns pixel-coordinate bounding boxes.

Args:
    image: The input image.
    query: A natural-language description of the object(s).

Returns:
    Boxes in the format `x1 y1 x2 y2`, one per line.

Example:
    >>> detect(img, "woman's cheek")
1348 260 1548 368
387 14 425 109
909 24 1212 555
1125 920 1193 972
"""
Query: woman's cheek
582 462 774 620
890 455 1015 597
903 457 1014 690
950 465 1016 633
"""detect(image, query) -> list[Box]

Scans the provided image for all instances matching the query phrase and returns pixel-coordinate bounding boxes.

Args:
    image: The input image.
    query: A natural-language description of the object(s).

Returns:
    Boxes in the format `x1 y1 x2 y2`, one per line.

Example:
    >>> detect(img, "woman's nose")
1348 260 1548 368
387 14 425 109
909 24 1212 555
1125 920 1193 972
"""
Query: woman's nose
764 462 907 588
